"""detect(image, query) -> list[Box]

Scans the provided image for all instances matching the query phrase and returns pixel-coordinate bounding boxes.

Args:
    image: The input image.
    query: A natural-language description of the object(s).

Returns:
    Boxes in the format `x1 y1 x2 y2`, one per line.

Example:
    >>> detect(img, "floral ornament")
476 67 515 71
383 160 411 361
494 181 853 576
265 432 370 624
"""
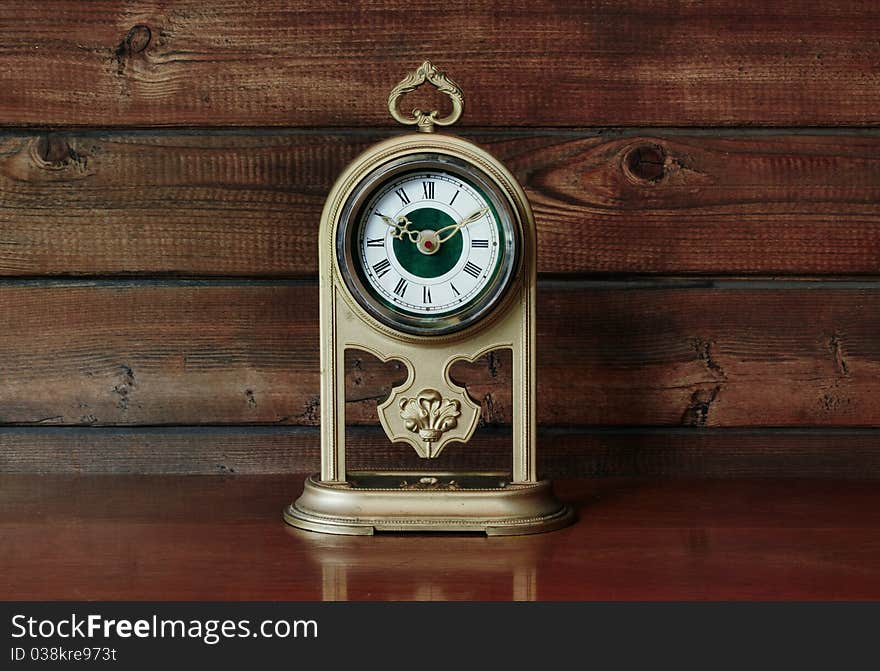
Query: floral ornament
399 389 461 443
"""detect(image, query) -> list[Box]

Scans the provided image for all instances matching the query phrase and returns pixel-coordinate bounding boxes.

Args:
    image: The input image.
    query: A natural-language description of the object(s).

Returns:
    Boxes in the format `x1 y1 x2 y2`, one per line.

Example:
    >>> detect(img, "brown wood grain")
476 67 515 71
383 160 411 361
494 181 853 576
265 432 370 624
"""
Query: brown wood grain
2 2 879 127
3 131 880 276
2 426 880 480
1 281 878 428
5 474 880 600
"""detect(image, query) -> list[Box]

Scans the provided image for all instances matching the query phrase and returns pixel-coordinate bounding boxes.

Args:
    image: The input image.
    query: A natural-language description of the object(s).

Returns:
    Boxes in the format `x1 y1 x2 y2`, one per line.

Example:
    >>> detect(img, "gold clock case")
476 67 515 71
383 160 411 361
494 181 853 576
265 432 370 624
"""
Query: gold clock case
284 64 573 535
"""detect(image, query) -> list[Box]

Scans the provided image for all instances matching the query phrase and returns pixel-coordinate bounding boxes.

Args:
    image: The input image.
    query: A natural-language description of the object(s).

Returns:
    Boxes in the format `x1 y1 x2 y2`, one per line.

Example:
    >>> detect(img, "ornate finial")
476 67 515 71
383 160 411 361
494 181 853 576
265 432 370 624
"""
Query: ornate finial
387 61 464 133
399 389 461 449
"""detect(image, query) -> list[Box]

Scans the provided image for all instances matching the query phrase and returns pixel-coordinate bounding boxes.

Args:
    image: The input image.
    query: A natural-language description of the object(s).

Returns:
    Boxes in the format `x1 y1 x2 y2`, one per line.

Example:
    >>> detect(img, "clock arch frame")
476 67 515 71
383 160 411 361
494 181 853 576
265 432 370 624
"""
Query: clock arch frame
314 130 542 494
321 133 535 344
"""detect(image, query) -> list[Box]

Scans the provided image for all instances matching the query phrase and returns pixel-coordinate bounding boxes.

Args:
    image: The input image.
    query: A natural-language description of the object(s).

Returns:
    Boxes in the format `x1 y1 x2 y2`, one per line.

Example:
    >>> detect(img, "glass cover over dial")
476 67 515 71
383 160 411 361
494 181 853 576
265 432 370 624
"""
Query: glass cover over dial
337 155 519 336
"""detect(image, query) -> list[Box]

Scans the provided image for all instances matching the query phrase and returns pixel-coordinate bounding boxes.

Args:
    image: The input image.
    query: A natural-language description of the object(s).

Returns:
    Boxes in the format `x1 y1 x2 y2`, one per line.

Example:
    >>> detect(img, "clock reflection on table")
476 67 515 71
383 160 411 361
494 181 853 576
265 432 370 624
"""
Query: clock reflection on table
284 524 549 601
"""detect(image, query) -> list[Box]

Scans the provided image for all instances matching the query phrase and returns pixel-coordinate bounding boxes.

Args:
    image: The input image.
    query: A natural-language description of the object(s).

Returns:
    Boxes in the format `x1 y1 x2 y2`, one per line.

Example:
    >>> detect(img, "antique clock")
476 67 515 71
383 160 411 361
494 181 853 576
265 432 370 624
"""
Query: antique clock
284 61 573 535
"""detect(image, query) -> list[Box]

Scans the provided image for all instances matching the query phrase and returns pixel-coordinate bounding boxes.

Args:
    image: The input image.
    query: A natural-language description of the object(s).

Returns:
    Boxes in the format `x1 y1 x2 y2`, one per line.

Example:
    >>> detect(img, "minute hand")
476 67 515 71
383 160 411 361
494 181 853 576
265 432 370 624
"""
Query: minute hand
434 208 489 244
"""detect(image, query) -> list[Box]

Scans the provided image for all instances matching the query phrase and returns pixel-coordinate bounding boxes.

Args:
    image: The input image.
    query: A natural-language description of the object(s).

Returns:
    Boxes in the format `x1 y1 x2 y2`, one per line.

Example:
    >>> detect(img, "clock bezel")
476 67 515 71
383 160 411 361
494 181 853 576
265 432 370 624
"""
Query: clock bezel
332 142 524 339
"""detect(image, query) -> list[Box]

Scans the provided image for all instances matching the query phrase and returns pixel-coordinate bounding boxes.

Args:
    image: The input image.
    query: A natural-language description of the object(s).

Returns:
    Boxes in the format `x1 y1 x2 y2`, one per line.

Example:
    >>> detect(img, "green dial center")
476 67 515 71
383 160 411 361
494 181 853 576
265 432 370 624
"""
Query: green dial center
392 208 462 278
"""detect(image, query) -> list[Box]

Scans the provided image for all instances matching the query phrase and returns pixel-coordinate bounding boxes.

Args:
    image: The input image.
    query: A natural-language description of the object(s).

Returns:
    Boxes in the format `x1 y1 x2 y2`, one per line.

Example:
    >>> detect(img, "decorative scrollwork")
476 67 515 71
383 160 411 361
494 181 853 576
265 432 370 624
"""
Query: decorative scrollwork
398 476 460 491
387 60 464 133
399 389 461 445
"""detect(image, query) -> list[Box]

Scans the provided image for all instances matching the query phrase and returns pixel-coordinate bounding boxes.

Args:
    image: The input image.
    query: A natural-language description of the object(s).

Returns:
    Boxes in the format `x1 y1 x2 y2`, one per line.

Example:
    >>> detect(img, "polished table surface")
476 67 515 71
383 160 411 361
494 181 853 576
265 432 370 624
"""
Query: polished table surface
3 474 880 601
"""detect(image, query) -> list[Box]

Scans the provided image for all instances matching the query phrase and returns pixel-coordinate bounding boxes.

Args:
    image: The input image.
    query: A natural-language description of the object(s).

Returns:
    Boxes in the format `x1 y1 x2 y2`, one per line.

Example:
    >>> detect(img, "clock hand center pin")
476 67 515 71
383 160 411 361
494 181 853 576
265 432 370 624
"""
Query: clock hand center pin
415 208 490 256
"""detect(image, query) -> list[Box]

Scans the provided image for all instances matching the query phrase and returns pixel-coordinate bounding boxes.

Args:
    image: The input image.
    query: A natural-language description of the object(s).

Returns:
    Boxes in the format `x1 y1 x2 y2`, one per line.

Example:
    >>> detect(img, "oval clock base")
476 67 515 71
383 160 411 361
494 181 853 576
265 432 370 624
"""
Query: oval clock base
284 472 575 536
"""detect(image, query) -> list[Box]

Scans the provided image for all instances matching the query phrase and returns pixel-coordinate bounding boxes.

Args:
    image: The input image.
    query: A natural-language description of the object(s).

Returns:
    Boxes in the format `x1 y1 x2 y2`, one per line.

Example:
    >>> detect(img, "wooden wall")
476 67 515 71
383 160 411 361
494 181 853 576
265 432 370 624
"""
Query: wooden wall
2 1 880 477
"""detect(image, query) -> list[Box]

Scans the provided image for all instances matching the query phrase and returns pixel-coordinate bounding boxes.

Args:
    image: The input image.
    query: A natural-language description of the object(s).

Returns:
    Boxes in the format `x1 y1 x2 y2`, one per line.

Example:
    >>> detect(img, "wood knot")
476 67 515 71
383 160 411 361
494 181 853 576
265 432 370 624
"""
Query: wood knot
113 25 152 78
117 24 152 57
36 135 72 165
622 143 667 184
32 134 88 173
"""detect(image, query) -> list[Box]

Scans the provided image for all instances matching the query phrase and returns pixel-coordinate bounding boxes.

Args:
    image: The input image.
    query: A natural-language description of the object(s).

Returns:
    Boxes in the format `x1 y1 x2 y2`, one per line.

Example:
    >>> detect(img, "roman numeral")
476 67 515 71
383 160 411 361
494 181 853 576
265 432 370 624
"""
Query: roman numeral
471 239 489 248
449 190 459 206
366 238 385 247
463 261 482 278
395 188 410 205
422 181 435 200
393 278 408 297
422 286 432 304
372 258 391 278
450 283 460 296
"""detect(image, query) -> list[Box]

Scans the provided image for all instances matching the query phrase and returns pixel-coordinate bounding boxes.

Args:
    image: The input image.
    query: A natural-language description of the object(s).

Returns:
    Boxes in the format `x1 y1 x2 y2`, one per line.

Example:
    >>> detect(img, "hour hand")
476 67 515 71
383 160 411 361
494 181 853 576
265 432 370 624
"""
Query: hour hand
378 213 401 236
379 213 419 243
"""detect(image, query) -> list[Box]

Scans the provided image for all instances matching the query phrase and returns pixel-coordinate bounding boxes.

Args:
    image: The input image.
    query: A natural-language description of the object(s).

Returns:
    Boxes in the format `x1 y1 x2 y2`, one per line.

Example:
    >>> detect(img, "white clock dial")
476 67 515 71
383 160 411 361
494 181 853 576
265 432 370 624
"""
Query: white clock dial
337 154 519 336
356 170 502 318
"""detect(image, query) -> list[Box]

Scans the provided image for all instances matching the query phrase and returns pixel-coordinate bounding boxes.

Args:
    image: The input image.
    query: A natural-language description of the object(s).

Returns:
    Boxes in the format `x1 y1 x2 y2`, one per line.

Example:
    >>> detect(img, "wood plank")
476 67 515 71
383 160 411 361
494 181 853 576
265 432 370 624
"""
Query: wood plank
3 426 880 479
3 131 880 276
2 2 880 127
5 474 880 600
1 281 879 427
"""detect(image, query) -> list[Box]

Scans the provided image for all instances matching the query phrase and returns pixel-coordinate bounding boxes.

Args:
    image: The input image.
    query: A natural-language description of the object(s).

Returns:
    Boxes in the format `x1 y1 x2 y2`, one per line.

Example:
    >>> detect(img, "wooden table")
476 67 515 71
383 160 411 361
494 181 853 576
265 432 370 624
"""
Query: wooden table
3 474 880 601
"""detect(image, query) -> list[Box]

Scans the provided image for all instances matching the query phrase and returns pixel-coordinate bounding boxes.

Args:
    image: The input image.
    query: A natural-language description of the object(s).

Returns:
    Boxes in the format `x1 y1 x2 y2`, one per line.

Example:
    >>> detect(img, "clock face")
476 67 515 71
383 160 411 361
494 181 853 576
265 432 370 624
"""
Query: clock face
337 155 519 336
